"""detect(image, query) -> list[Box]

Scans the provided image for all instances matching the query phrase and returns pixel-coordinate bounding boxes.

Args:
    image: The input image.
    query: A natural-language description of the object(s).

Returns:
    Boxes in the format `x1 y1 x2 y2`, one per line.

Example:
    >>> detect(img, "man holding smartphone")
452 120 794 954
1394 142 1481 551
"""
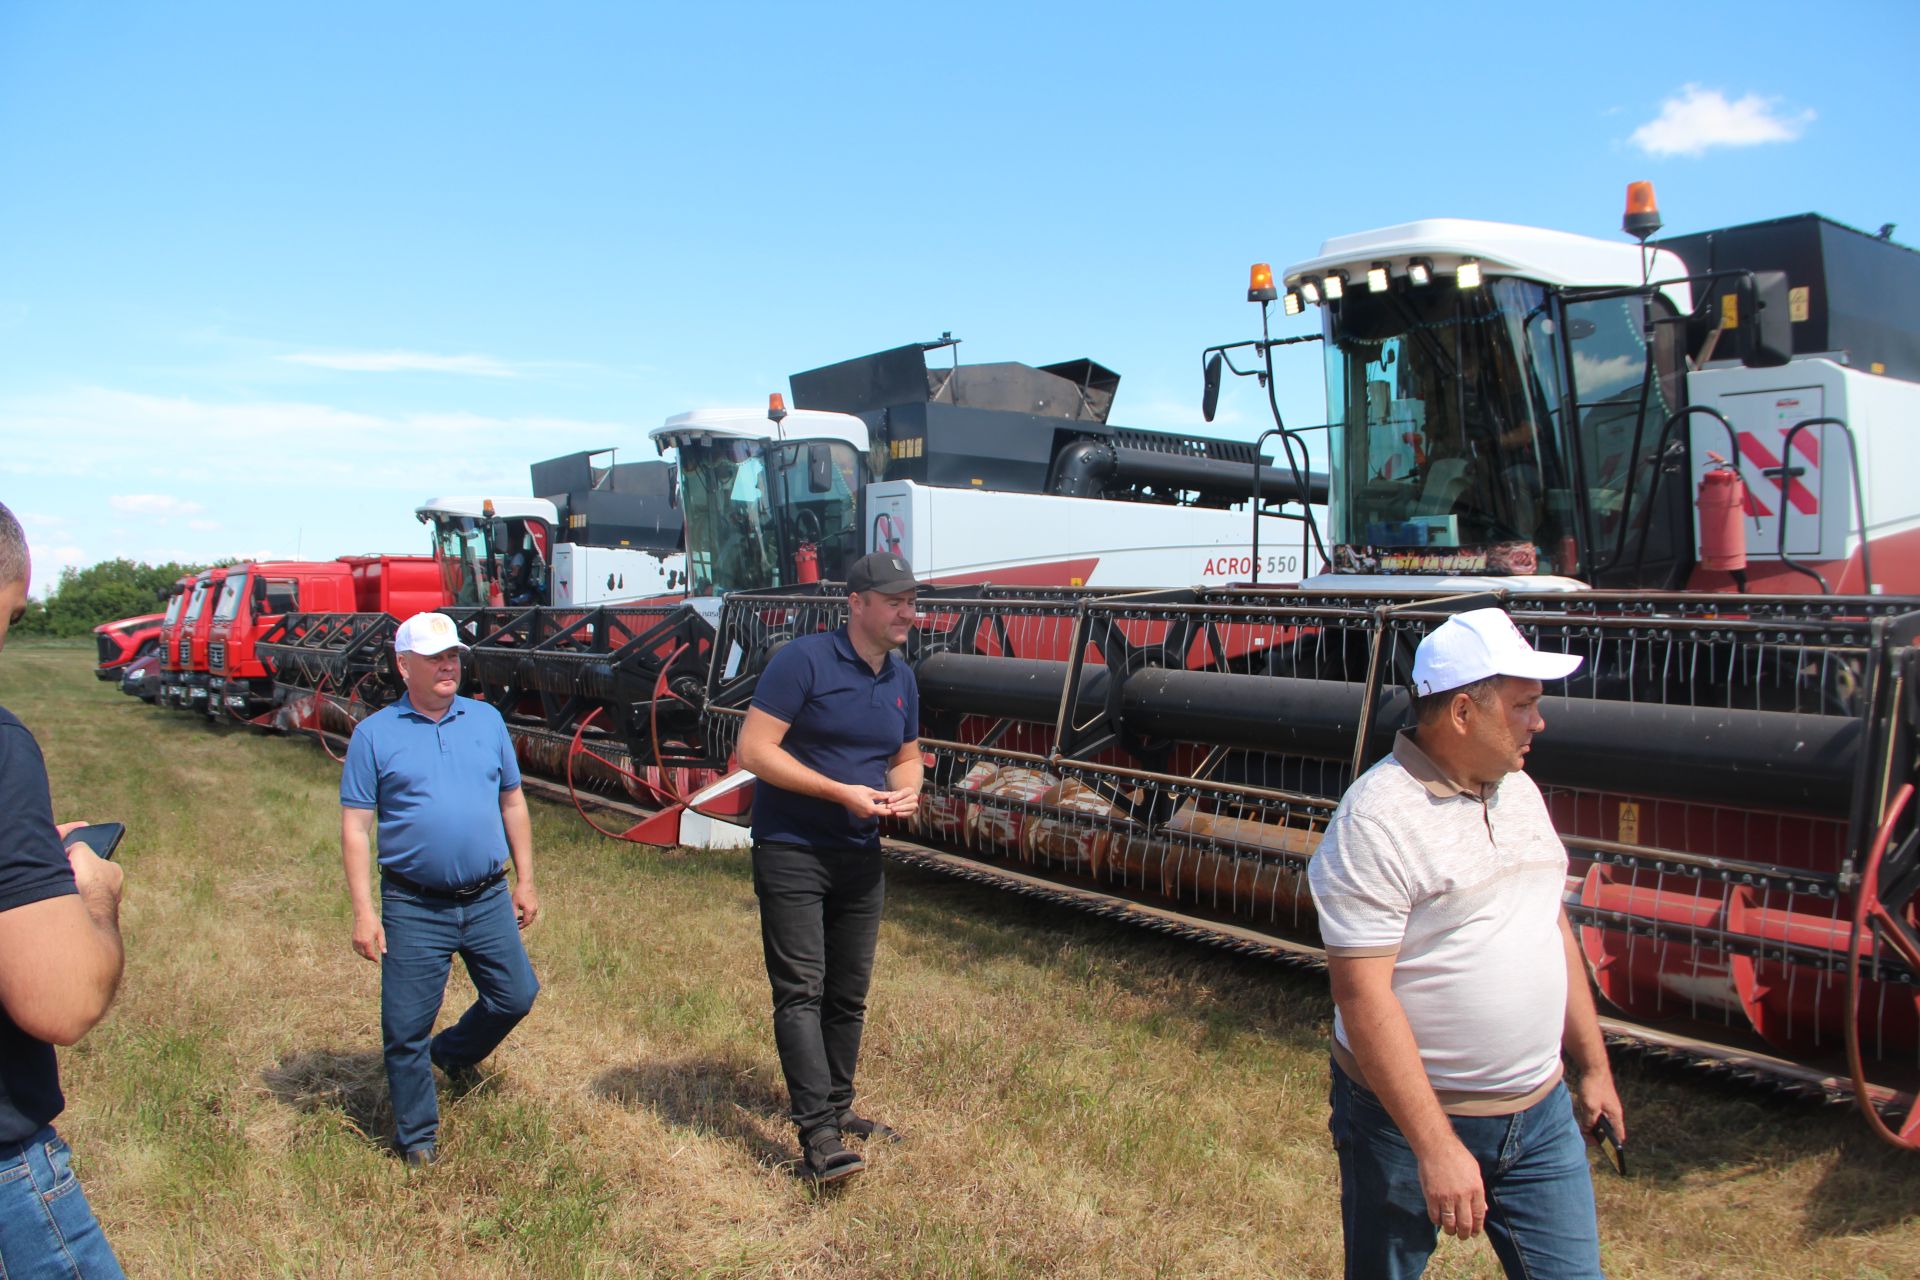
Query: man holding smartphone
0 501 128 1277
1309 609 1624 1279
340 611 539 1168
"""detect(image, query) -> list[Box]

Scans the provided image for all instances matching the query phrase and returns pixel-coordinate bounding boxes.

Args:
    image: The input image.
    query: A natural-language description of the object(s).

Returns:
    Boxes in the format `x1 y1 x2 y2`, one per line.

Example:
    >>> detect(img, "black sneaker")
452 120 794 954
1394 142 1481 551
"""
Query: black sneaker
837 1110 902 1144
802 1128 865 1184
401 1144 438 1168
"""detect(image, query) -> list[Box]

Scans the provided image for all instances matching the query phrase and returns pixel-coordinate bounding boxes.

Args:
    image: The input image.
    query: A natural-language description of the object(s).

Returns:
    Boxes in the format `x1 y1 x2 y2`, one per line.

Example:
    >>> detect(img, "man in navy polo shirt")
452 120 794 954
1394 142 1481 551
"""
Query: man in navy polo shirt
737 552 924 1184
0 502 127 1276
341 611 540 1167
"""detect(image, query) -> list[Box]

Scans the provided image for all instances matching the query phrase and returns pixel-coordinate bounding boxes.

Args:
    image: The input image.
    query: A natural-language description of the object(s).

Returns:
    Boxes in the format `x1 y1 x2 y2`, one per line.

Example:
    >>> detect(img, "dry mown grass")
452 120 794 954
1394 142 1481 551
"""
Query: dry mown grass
5 642 1920 1278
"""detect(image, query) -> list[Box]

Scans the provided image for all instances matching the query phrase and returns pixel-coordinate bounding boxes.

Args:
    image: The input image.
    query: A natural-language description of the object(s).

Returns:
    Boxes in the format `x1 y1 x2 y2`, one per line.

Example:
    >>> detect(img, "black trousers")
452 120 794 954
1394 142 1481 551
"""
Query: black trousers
751 840 886 1137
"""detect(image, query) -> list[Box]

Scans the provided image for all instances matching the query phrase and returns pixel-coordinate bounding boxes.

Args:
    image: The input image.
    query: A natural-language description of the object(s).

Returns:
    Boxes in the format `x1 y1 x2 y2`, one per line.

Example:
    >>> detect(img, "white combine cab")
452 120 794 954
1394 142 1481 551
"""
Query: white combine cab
650 340 1324 596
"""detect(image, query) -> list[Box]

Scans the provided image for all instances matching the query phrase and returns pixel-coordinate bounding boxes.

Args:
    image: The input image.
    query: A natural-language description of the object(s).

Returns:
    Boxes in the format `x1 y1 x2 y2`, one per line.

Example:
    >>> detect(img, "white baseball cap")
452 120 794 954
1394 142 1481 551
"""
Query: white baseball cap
1411 607 1581 697
394 612 470 657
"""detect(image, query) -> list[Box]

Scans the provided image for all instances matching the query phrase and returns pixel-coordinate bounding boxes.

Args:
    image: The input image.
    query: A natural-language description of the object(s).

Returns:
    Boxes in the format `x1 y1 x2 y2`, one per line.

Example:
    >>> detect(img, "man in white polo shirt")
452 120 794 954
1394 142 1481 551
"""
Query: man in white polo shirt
1309 607 1623 1279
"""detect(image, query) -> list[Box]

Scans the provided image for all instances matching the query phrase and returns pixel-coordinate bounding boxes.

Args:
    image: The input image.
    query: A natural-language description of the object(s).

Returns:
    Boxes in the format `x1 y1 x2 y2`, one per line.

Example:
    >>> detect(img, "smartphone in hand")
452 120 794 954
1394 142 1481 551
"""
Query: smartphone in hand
1590 1114 1627 1176
61 823 126 861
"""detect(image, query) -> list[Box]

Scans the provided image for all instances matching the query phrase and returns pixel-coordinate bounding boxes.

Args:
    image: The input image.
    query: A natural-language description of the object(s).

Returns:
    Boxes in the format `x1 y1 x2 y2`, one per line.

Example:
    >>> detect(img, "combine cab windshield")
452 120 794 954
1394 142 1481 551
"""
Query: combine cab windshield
1324 278 1581 576
677 438 864 596
430 517 493 607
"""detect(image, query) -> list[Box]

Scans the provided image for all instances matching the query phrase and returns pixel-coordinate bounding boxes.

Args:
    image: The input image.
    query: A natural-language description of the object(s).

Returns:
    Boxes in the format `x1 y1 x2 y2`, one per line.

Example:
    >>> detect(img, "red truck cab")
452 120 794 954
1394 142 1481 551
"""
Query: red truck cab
178 567 232 714
213 555 444 721
208 561 357 721
161 570 219 709
147 576 193 702
94 611 163 680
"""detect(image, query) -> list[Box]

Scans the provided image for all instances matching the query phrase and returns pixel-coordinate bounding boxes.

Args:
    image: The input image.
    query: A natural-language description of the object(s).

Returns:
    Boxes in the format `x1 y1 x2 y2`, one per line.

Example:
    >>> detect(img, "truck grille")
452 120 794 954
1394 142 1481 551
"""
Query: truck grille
209 641 226 670
95 634 117 665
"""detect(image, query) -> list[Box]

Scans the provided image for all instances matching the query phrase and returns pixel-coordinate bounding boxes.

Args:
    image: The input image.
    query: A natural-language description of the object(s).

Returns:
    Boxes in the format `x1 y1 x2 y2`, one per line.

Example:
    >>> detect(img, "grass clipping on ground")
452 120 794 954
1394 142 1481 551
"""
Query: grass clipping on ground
7 645 1920 1279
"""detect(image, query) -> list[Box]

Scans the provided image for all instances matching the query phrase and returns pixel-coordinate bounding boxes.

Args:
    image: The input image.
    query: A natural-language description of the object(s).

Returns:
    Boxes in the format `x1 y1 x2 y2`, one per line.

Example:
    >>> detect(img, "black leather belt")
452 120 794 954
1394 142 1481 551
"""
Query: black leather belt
381 866 507 901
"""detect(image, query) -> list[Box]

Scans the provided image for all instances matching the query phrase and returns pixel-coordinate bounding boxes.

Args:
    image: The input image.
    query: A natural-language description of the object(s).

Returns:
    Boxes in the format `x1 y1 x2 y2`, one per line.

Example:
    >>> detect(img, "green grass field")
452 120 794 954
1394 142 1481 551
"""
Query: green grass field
6 642 1920 1278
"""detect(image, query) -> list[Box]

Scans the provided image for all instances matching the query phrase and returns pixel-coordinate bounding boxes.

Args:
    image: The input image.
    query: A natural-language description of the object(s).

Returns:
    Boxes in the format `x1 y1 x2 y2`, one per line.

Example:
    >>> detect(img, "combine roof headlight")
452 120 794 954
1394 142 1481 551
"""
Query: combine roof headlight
1366 262 1391 293
1282 289 1303 316
1406 257 1434 288
1456 259 1483 289
1323 271 1347 301
1299 278 1321 306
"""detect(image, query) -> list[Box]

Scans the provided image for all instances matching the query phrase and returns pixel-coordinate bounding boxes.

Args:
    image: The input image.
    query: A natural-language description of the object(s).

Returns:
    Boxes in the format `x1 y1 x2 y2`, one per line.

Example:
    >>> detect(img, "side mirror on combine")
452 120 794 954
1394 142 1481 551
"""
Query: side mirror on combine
1736 269 1793 368
1201 352 1223 423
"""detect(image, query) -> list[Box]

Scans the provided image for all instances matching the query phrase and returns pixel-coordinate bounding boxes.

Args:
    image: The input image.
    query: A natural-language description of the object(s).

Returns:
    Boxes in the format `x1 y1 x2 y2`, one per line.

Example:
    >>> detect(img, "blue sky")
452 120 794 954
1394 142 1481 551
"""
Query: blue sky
2 1 1914 591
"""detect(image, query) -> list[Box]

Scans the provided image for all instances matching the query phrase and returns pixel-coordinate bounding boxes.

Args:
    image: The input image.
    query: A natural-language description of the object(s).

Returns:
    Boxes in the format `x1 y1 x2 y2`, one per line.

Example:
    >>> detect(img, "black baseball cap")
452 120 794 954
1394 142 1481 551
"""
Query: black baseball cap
846 551 922 595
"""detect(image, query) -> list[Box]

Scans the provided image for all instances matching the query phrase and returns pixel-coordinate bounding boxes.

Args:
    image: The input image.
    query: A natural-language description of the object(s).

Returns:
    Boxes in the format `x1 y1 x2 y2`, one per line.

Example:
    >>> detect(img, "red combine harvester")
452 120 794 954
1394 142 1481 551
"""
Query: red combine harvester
437 339 1326 843
256 454 691 763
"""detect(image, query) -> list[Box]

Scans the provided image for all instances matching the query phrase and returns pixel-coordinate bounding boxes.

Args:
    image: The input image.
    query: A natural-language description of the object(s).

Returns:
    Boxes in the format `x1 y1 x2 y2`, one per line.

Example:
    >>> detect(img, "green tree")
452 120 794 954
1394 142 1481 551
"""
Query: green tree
19 558 207 638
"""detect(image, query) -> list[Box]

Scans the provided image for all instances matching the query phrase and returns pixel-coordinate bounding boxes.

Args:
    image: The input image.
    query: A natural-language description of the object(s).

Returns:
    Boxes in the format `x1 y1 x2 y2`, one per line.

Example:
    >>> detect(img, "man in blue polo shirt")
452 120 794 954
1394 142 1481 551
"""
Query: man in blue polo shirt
737 552 923 1184
340 611 540 1167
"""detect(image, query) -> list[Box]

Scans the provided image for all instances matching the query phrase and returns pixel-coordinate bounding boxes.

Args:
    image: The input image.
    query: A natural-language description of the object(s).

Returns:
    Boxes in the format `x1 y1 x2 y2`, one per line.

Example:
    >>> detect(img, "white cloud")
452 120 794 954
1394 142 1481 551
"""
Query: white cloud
1572 353 1644 398
186 518 221 532
1630 85 1813 158
109 494 207 517
280 349 519 377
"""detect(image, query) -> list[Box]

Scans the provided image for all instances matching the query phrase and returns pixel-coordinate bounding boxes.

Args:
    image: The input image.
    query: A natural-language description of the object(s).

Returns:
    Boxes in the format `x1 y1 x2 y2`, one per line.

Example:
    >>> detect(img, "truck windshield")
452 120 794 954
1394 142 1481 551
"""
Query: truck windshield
213 571 248 621
184 581 211 623
163 591 184 626
676 437 866 596
1323 278 1580 576
430 517 492 607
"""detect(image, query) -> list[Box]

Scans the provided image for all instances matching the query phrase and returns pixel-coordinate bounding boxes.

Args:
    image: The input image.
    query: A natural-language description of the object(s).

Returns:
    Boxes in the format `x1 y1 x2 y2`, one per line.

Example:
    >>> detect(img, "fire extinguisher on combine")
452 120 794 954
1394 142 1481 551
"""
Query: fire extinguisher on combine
1696 451 1754 592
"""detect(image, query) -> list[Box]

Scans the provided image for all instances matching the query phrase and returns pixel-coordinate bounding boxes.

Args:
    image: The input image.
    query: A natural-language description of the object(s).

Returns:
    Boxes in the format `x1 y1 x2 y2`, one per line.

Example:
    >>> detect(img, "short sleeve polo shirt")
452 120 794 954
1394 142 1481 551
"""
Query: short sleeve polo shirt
0 707 79 1142
1308 730 1570 1114
340 694 522 889
749 627 918 850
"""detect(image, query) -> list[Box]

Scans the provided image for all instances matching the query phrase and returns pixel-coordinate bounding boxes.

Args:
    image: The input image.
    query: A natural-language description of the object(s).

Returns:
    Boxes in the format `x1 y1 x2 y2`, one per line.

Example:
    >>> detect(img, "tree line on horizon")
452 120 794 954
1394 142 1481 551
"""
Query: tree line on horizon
12 558 224 639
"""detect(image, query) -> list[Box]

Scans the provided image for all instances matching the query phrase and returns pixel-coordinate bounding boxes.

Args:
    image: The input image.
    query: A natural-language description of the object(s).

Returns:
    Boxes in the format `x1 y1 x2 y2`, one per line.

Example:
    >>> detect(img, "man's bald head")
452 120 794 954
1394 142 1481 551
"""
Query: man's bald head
0 502 24 592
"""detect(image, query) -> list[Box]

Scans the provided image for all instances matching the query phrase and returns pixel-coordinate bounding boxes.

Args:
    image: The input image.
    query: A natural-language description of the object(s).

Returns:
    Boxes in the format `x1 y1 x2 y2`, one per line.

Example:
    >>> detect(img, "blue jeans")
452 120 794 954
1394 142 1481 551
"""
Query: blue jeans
381 878 539 1152
0 1126 124 1278
1329 1061 1602 1280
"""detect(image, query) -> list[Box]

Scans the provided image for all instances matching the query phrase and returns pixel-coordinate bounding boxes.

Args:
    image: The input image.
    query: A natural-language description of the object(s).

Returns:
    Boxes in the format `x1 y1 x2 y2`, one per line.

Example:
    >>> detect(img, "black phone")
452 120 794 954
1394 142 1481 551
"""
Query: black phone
61 823 126 861
1590 1114 1626 1176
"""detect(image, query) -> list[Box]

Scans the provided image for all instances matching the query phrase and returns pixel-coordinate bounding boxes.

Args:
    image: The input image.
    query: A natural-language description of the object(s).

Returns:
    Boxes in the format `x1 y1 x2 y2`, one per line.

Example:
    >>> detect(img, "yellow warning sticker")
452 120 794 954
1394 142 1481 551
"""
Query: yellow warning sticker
1617 801 1641 844
1789 285 1810 323
1720 294 1740 329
